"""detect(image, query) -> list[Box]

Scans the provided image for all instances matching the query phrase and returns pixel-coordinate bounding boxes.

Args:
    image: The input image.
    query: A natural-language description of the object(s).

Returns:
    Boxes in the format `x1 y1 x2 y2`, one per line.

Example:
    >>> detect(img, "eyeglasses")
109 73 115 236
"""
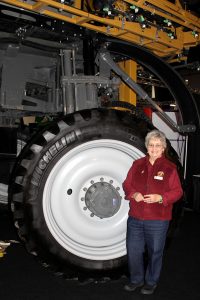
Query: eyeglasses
148 144 163 148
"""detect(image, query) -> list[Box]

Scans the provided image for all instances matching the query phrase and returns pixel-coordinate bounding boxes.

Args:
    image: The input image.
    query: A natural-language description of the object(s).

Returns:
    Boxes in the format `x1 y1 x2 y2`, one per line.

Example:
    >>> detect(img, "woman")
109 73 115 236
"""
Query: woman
123 129 183 295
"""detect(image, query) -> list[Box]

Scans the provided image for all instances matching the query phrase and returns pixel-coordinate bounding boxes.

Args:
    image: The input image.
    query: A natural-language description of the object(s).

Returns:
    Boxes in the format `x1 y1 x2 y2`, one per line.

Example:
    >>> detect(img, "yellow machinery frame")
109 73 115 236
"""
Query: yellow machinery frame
1 0 200 59
1 0 200 106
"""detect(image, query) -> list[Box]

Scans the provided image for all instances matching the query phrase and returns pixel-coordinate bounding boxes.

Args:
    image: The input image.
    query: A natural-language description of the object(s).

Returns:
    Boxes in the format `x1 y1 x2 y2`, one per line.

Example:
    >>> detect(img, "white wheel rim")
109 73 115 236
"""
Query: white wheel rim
43 139 144 260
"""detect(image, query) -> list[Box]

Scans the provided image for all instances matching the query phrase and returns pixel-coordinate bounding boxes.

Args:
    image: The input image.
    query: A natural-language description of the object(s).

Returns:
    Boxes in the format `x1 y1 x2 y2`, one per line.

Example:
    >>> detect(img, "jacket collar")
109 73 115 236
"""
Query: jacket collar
145 154 165 166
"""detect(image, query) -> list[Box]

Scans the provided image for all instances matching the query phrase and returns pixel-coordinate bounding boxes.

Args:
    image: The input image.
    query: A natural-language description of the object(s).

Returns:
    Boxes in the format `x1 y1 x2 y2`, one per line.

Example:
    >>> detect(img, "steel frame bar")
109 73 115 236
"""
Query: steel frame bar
1 0 200 57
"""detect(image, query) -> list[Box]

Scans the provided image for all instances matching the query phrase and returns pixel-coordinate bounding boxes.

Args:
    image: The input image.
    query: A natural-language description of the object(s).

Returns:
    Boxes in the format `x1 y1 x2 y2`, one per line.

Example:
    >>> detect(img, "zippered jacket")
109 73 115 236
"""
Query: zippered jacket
123 155 183 220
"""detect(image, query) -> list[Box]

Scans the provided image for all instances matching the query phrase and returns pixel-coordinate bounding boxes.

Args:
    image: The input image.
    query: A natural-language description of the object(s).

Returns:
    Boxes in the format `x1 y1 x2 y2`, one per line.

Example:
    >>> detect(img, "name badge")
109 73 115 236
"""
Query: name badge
154 176 163 180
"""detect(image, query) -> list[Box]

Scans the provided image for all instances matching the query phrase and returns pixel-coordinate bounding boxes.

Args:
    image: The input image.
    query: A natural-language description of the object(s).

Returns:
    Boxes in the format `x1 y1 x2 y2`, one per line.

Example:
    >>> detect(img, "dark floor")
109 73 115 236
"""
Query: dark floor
0 204 200 300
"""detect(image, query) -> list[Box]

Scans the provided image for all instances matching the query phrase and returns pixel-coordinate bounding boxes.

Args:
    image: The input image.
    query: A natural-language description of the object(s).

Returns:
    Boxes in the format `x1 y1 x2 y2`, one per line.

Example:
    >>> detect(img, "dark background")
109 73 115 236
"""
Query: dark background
0 204 200 300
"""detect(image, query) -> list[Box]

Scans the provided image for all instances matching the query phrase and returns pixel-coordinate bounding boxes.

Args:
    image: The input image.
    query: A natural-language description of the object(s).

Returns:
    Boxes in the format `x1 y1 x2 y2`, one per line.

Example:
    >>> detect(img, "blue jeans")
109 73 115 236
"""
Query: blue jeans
126 216 169 285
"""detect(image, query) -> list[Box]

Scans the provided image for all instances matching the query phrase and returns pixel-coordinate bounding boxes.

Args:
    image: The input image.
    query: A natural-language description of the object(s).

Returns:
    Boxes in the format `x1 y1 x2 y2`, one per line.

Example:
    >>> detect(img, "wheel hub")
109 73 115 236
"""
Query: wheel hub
85 181 121 218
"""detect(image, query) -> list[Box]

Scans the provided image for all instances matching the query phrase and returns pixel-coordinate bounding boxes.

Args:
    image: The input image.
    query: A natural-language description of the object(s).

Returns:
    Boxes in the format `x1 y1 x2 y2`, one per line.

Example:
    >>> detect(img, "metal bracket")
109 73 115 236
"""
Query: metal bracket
100 50 196 133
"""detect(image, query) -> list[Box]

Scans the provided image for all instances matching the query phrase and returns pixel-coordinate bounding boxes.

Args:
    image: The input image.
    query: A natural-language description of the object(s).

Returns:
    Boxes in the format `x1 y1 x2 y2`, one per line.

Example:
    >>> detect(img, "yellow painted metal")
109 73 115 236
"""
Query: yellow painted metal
73 0 82 9
119 60 137 106
1 0 200 58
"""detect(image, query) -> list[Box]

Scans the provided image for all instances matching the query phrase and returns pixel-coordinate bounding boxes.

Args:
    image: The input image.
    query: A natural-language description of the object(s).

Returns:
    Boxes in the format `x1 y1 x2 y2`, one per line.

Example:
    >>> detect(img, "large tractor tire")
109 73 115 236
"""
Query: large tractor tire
9 108 154 280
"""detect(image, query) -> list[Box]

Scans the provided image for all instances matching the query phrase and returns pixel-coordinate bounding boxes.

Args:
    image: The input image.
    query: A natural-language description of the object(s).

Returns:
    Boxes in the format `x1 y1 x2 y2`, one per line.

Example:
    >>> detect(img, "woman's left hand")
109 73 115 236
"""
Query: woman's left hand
143 194 161 203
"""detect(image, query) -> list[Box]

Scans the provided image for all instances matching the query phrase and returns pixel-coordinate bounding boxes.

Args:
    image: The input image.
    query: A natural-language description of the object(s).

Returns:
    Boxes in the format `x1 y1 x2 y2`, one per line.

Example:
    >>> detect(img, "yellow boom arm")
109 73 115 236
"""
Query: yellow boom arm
1 0 200 59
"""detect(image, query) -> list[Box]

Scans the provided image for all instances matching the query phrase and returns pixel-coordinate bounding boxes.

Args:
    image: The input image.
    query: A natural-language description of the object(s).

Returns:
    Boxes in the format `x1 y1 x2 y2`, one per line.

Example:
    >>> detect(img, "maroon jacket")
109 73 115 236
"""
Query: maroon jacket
123 155 183 220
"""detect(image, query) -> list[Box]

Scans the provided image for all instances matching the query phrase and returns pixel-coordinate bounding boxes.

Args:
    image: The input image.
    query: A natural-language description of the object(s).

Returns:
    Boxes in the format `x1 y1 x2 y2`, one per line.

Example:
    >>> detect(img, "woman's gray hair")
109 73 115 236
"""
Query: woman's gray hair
145 129 167 149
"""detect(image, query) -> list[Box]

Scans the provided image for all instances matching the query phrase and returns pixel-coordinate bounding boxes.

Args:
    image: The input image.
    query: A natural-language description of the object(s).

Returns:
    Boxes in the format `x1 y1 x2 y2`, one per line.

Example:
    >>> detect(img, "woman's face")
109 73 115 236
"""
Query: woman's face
147 138 165 160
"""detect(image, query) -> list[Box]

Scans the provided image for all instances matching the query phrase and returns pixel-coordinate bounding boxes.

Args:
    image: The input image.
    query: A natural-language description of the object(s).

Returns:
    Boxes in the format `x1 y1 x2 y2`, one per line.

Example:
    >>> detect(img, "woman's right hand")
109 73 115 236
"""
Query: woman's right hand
132 192 144 202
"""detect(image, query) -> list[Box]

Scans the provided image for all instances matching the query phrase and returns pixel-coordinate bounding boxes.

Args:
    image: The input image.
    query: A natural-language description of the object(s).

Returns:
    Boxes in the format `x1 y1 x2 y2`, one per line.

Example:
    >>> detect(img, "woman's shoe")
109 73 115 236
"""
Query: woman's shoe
140 284 157 295
124 282 144 292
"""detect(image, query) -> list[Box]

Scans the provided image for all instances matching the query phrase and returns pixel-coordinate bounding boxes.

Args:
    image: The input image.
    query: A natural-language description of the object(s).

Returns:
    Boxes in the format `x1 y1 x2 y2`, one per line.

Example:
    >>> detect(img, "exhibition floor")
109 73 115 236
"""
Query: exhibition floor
0 205 199 300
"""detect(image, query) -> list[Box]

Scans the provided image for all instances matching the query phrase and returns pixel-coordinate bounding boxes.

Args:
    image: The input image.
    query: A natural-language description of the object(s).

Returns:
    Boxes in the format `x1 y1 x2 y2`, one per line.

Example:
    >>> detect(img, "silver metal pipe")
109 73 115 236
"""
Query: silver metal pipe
62 50 75 114
100 50 196 133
